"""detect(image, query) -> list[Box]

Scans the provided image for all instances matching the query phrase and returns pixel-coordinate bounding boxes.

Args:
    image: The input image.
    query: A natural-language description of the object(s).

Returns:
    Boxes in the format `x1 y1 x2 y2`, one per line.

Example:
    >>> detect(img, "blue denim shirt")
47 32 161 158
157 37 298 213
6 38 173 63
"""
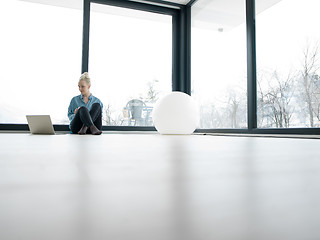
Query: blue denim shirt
68 94 103 128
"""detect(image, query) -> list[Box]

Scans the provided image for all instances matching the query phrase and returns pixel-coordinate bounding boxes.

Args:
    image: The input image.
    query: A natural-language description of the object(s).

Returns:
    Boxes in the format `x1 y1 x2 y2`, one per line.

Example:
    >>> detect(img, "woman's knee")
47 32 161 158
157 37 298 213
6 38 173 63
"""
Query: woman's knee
92 103 101 110
78 106 89 114
91 103 102 114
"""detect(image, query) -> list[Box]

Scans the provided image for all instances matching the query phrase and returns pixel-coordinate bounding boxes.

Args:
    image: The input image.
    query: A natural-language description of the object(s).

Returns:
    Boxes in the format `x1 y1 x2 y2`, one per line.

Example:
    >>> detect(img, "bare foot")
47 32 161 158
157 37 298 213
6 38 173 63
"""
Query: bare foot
90 125 102 135
78 124 88 135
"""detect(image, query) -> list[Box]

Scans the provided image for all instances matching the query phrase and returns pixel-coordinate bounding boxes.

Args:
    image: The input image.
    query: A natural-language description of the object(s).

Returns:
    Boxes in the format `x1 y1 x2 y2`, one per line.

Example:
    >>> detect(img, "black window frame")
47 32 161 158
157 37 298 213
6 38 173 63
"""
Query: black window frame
1 0 320 135
190 0 320 135
0 0 190 132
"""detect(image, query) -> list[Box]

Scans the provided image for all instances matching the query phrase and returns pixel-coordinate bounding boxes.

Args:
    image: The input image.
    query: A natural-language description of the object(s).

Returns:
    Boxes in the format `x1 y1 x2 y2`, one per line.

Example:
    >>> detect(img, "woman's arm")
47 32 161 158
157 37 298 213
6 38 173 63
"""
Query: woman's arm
68 98 76 121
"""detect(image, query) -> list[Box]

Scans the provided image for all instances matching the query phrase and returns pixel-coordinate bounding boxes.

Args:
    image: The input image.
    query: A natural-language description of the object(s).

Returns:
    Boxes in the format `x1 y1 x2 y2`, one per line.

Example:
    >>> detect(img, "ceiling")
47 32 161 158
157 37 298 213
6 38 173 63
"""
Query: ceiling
19 0 191 9
145 0 191 4
20 0 283 31
192 0 282 31
19 0 282 10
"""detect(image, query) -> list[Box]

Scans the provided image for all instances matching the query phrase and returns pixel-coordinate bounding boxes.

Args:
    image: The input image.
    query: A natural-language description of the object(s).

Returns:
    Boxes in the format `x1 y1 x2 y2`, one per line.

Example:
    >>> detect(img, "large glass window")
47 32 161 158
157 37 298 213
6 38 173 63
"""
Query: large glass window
89 3 172 126
0 0 82 124
191 0 247 129
256 0 320 128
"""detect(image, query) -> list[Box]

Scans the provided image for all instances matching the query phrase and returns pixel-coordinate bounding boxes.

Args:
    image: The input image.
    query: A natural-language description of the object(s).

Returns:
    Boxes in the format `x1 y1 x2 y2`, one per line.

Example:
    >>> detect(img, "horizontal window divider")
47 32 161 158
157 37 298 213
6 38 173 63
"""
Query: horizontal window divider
130 0 183 9
0 124 157 132
195 129 252 134
102 126 157 131
195 128 320 135
0 124 30 131
186 0 198 7
251 128 320 135
91 0 179 15
1 124 320 135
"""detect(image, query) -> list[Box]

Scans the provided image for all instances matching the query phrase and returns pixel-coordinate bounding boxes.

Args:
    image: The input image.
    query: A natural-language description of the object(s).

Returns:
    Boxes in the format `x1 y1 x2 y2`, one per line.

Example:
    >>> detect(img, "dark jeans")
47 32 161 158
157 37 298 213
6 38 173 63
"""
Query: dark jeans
70 103 102 134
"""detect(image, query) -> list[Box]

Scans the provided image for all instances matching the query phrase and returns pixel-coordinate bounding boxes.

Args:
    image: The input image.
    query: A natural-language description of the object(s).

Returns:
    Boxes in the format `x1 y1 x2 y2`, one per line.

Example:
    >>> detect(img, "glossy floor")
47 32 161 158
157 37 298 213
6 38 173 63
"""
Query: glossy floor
0 133 320 240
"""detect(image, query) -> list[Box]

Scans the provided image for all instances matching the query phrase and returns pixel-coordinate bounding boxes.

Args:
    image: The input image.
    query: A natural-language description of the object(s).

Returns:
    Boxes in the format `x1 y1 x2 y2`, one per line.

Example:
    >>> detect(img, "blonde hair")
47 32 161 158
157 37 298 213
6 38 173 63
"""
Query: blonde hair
79 72 91 85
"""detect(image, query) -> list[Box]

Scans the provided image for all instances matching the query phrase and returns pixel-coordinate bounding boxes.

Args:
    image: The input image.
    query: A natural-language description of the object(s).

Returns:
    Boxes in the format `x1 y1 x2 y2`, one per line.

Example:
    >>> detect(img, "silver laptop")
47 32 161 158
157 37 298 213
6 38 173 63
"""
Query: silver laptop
26 115 55 135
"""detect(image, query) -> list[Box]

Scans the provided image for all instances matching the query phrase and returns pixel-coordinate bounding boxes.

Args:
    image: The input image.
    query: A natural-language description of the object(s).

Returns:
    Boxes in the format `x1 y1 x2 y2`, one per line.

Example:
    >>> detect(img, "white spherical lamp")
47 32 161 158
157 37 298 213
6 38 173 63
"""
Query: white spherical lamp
152 91 199 134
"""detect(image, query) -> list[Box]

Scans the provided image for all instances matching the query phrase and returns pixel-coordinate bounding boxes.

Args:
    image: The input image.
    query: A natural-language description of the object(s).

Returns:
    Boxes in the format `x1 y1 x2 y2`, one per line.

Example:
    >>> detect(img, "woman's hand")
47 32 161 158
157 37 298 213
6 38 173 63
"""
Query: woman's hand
74 107 80 114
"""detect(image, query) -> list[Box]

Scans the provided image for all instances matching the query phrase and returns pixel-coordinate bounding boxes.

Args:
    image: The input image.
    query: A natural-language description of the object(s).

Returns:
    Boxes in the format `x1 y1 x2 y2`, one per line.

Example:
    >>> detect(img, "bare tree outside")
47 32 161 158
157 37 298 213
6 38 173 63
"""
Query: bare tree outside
258 70 296 128
141 79 160 104
102 45 320 129
199 103 223 128
103 103 113 125
297 42 320 127
103 103 122 126
197 87 246 129
197 41 320 129
225 88 246 128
